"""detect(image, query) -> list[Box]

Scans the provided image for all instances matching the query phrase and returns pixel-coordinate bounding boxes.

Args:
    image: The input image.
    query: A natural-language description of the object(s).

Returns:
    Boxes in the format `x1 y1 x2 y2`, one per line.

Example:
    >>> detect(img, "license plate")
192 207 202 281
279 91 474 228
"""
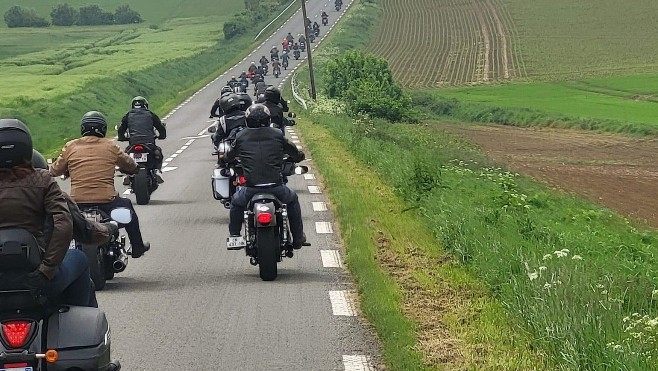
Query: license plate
68 239 77 249
1 368 34 371
130 153 148 162
226 236 246 248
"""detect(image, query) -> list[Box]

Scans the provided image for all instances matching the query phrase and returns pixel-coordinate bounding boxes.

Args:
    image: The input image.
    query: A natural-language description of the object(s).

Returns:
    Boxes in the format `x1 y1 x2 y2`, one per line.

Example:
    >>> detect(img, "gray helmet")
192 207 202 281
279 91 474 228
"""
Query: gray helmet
245 104 271 128
264 86 281 103
131 96 149 109
31 149 48 170
236 93 253 111
219 94 241 114
80 111 108 137
220 85 233 97
0 119 32 169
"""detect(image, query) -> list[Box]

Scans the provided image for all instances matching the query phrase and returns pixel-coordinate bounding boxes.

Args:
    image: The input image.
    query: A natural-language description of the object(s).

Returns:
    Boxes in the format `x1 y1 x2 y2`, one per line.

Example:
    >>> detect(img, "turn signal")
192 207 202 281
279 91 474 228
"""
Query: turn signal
257 213 273 225
45 349 59 363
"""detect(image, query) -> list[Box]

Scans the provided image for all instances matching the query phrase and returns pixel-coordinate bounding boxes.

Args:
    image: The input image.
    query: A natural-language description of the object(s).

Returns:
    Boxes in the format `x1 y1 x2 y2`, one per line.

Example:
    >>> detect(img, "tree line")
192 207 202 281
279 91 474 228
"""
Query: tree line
4 4 143 28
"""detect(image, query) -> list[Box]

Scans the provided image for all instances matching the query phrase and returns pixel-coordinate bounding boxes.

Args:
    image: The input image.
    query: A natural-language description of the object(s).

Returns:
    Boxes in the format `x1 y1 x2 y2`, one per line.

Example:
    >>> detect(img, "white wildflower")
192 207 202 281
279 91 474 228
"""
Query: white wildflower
543 283 552 290
572 255 583 260
554 250 568 258
538 266 547 272
528 271 539 281
542 254 552 261
652 289 658 297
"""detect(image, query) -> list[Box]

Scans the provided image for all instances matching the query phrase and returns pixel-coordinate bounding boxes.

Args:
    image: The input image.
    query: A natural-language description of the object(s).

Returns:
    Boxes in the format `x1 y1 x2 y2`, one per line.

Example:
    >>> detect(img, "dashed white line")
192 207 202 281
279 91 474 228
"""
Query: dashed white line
312 201 327 211
171 153 179 158
292 140 301 144
122 189 131 195
175 149 184 154
342 355 374 371
315 222 333 234
296 145 303 150
321 250 342 268
162 166 178 173
304 174 316 180
308 185 321 194
165 157 174 162
329 291 356 316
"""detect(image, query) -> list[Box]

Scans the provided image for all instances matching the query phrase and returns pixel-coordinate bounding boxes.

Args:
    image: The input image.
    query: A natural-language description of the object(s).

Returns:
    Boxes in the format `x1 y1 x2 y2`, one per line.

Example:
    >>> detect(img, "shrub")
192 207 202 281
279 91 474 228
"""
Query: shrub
4 6 49 28
50 3 78 26
78 5 114 25
114 5 142 24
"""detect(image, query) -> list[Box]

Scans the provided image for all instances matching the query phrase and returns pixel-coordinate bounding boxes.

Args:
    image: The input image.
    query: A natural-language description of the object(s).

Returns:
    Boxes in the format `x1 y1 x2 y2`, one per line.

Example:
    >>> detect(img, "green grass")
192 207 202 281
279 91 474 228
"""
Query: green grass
0 0 245 25
505 0 658 79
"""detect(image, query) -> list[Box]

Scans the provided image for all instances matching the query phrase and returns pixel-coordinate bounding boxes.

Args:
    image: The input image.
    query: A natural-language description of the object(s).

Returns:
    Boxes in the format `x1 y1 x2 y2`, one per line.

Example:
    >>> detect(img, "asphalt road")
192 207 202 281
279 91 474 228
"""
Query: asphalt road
60 0 380 370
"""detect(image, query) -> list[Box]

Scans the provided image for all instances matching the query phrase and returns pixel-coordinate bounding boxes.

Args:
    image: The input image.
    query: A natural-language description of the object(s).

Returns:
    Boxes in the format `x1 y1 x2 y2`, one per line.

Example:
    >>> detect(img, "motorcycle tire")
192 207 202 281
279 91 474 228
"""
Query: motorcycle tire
257 227 279 281
104 256 115 280
134 168 151 205
83 243 106 291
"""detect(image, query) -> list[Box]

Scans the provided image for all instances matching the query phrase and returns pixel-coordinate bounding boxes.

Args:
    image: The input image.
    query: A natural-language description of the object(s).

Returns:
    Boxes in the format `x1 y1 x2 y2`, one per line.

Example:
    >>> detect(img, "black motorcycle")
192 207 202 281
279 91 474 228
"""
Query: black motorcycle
282 58 289 70
0 229 120 371
74 207 131 291
322 16 328 26
207 126 246 209
124 142 160 205
293 49 301 60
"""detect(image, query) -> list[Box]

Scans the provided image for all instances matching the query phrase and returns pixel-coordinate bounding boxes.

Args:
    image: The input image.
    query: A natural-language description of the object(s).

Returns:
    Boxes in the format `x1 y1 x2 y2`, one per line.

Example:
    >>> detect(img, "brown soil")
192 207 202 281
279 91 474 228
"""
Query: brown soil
441 124 658 228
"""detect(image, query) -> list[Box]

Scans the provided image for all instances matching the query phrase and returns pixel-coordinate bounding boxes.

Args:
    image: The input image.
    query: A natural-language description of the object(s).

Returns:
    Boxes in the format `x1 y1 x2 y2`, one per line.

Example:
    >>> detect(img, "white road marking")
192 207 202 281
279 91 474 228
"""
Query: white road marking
122 189 131 195
291 135 299 140
162 166 178 173
171 153 179 158
312 202 327 211
342 355 374 371
185 140 195 145
292 140 301 144
181 145 189 150
296 145 303 150
321 250 342 268
175 149 184 154
329 291 356 316
197 129 208 136
304 174 316 180
315 222 333 234
165 157 174 162
308 185 321 194
162 162 169 167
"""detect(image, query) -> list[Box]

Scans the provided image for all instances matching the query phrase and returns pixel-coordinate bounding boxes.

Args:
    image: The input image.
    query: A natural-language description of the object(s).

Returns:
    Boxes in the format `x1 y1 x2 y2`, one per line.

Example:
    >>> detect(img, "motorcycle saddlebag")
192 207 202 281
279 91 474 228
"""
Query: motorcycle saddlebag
46 306 113 371
212 168 231 200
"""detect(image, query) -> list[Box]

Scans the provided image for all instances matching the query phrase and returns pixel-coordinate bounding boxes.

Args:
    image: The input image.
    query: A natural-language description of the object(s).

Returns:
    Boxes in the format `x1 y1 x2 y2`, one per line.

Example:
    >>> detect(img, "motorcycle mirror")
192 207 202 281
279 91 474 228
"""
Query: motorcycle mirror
110 208 132 224
287 112 296 118
114 125 118 131
287 119 296 126
162 122 167 127
294 165 309 175
207 126 217 134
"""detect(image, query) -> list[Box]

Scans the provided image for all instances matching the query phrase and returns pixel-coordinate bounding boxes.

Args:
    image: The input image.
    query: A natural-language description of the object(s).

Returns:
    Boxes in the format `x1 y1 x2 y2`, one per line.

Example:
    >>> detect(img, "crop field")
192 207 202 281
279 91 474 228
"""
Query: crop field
368 0 526 87
0 0 244 25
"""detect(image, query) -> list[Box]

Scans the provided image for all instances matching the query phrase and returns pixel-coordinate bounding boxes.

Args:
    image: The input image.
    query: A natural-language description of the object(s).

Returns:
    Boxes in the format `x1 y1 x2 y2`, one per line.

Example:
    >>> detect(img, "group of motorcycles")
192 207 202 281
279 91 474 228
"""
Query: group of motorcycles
208 111 308 281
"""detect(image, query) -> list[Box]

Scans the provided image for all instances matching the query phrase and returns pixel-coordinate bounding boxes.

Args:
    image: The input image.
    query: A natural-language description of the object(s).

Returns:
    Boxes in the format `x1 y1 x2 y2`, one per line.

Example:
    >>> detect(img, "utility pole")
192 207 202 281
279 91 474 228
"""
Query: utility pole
300 0 317 100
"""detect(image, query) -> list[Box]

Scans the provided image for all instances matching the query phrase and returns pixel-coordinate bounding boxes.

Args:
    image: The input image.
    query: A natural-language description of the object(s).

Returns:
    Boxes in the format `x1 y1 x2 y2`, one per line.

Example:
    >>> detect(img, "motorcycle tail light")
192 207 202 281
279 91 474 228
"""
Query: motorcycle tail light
3 363 29 368
238 176 246 185
2 321 32 348
133 145 144 152
257 212 273 225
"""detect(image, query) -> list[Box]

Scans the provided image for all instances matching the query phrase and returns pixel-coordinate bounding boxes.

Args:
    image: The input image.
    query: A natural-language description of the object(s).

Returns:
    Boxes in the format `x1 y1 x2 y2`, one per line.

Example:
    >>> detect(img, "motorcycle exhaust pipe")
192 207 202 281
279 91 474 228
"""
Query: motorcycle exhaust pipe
113 251 129 273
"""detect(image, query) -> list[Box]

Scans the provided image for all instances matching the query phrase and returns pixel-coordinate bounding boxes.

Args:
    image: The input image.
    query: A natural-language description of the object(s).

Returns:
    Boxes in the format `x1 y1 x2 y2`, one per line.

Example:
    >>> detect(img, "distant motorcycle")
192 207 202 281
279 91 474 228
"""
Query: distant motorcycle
273 64 281 78
124 142 160 205
322 16 328 26
293 49 301 60
282 58 289 70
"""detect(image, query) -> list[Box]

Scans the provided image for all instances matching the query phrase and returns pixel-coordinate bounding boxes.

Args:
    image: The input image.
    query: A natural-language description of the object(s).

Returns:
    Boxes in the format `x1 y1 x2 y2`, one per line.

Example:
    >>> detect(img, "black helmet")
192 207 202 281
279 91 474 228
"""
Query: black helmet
131 96 149 109
220 85 233 97
31 149 48 170
0 119 32 169
219 94 241 114
237 93 253 111
264 86 281 103
80 111 108 138
245 104 271 128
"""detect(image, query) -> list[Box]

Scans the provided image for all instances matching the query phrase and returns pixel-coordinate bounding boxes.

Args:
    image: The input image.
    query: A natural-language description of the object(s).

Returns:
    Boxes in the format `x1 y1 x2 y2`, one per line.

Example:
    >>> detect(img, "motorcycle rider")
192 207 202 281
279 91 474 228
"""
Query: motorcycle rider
227 75 240 90
281 50 290 69
225 104 308 249
236 91 253 112
270 46 279 61
118 96 167 184
282 38 289 51
259 55 269 68
210 86 235 118
321 11 329 24
272 58 282 77
254 77 268 98
299 34 306 47
335 0 343 8
262 86 289 132
313 21 320 36
247 62 258 77
50 111 151 259
0 119 96 306
213 94 247 151
285 32 294 44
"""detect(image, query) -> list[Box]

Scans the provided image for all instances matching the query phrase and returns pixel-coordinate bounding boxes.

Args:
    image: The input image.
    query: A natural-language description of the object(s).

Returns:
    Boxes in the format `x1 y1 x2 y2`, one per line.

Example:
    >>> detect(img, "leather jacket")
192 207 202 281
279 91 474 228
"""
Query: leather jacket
0 169 72 279
262 100 285 128
226 126 303 187
213 112 247 146
50 136 139 203
118 108 166 145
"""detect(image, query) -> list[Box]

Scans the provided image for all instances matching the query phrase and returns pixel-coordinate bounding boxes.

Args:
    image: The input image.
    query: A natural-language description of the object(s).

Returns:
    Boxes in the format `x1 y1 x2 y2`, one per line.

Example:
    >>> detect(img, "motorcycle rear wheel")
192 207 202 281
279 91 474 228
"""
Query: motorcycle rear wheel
257 227 279 281
83 244 106 291
134 168 151 205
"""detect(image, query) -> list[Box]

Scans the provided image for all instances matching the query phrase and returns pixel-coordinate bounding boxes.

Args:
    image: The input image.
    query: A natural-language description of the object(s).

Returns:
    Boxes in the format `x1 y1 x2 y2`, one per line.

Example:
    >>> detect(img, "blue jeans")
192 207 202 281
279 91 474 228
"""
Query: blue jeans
229 185 304 244
47 249 96 307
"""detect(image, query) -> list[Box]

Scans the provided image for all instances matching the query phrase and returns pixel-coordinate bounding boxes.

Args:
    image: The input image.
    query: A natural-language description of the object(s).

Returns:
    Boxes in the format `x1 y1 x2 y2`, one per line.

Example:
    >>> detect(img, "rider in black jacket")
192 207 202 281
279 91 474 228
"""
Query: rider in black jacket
261 86 289 132
225 104 308 249
118 96 167 183
212 94 247 148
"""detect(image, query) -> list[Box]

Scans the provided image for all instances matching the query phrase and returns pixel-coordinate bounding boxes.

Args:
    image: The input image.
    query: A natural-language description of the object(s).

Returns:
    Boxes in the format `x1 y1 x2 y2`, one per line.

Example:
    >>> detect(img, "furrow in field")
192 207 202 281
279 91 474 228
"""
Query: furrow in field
445 3 461 85
436 5 454 87
379 0 410 84
406 0 427 86
464 0 482 83
480 0 501 79
472 0 491 82
485 0 511 79
494 0 527 77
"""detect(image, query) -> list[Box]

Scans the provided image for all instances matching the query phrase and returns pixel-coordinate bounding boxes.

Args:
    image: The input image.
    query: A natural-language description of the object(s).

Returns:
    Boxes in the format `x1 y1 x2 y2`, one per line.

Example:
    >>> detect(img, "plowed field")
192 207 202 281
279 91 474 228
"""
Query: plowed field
368 0 526 87
443 124 658 227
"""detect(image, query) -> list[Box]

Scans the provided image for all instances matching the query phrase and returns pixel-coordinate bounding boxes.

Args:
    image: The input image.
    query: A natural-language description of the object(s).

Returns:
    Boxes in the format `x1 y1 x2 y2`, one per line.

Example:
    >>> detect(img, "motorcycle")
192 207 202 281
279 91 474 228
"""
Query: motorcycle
0 229 121 371
322 17 328 26
273 65 281 78
293 49 301 60
335 3 342 11
73 207 131 291
207 126 246 209
124 143 160 205
282 58 289 70
226 159 309 281
299 40 306 50
313 27 320 38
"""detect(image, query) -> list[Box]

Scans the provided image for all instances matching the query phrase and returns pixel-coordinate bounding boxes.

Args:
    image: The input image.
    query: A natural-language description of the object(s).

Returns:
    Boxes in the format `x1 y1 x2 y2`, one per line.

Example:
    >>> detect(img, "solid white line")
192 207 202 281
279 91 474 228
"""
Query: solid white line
315 222 333 234
342 355 374 371
308 185 321 194
321 250 342 268
329 291 356 316
304 174 316 180
197 129 207 136
312 201 327 211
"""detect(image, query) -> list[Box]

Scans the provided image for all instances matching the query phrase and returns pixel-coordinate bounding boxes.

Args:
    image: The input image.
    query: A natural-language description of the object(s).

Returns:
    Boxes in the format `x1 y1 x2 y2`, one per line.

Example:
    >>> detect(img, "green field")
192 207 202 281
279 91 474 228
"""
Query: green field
0 0 244 25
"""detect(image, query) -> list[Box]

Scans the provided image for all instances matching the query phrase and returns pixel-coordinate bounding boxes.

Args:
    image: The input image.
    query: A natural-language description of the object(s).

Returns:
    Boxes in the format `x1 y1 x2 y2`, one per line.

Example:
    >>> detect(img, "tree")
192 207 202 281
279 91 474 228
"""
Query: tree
50 3 78 26
78 4 113 25
114 5 142 24
4 5 49 28
244 0 260 11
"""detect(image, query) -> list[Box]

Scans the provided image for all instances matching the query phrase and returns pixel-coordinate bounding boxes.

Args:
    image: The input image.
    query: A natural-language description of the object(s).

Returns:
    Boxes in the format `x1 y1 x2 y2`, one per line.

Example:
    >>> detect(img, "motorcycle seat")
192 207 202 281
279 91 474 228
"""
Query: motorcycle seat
248 193 283 208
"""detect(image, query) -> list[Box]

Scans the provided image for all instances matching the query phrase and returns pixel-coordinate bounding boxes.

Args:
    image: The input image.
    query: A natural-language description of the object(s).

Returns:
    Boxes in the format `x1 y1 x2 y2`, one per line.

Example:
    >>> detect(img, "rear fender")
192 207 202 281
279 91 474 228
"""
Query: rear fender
253 201 278 228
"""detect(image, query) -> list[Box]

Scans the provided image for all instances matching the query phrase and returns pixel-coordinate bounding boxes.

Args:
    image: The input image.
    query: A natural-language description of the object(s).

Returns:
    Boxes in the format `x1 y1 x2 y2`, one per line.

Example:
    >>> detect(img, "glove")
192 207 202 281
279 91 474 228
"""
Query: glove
158 135 166 140
298 151 306 162
23 270 49 291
